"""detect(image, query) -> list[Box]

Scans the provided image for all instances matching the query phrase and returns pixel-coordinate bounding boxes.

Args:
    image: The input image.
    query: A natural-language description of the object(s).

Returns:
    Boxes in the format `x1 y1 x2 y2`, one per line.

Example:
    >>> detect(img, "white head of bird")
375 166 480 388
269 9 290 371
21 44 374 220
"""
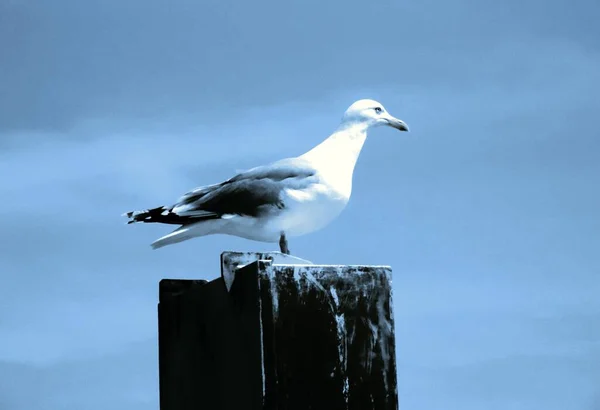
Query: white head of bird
341 99 409 132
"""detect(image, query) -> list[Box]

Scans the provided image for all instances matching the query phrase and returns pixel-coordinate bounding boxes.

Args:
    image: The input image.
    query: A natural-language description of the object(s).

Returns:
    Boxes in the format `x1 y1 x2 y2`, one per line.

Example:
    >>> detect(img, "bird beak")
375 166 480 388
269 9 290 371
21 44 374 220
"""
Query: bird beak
386 115 409 132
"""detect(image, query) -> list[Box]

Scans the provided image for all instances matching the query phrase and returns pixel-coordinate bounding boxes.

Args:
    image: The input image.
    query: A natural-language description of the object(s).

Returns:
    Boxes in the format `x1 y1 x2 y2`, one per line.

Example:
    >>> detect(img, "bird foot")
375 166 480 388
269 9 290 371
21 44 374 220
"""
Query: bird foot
279 233 290 255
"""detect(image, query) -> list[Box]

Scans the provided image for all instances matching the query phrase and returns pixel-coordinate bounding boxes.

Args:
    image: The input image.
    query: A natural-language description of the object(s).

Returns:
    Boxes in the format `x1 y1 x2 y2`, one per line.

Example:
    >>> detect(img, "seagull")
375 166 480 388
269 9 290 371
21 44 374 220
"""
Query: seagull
124 99 409 254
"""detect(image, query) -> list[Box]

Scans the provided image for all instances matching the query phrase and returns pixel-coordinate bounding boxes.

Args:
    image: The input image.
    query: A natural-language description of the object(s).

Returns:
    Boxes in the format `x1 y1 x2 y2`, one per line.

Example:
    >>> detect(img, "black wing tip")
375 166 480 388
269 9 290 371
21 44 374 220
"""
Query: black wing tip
122 206 192 225
122 210 142 224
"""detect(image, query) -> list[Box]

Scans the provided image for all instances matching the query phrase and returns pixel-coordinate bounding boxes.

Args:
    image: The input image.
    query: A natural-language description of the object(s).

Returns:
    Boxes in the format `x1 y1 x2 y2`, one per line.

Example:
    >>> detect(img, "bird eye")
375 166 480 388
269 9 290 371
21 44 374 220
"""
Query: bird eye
374 107 383 114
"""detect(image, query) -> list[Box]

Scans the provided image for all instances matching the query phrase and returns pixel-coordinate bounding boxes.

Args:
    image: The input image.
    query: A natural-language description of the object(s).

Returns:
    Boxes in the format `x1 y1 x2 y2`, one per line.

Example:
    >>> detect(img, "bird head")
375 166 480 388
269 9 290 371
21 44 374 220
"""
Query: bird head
341 99 409 132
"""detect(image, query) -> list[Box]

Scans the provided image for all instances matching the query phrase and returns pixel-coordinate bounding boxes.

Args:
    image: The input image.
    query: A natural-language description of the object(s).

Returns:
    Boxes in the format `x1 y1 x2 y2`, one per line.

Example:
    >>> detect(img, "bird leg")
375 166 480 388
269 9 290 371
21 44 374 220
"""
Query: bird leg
279 233 290 255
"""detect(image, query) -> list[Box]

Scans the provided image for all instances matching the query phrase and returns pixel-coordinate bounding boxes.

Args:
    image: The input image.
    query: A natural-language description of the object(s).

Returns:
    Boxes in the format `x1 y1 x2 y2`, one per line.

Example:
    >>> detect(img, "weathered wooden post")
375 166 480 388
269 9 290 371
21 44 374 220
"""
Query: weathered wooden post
158 251 398 410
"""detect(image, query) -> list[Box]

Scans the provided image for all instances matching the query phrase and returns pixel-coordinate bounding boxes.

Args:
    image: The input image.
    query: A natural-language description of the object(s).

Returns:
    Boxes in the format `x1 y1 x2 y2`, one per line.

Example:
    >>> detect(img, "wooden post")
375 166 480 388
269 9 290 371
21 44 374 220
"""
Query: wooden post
158 252 398 410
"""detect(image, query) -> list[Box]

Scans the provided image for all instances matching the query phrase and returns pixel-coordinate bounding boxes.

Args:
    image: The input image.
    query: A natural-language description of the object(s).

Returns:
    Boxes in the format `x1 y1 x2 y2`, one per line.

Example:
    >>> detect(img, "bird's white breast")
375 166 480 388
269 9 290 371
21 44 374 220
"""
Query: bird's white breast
274 180 350 238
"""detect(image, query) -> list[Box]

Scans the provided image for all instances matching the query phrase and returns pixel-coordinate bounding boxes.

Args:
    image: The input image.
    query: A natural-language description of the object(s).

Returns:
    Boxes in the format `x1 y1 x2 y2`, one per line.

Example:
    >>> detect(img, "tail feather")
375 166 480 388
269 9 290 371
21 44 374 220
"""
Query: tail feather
124 205 225 249
150 218 224 249
151 226 193 249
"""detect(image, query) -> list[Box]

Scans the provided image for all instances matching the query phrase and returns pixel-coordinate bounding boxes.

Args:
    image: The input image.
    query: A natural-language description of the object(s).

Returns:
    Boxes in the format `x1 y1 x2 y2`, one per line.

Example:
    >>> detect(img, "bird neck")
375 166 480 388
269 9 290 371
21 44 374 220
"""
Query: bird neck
301 122 368 168
299 122 369 197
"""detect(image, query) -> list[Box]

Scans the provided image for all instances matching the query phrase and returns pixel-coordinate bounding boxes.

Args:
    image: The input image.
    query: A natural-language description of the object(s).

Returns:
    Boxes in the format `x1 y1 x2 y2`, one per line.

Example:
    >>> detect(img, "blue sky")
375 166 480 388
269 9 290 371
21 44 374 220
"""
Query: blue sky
1 0 599 409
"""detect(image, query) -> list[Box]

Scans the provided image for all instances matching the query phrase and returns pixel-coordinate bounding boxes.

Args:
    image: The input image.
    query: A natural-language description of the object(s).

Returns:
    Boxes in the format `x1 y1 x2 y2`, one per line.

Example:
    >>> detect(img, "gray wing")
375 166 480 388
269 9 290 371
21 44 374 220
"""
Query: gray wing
171 157 317 220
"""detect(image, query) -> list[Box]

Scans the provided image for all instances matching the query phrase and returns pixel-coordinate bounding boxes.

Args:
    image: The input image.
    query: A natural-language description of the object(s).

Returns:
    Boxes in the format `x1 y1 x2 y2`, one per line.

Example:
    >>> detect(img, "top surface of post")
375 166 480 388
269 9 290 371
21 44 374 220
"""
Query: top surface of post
220 251 393 292
221 251 314 292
